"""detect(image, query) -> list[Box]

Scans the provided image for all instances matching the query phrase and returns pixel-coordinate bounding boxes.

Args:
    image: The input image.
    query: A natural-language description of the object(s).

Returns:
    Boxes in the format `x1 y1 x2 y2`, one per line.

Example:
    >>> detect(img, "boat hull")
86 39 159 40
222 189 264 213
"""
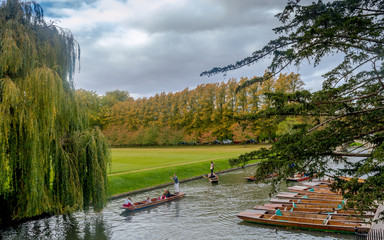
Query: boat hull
121 192 186 211
209 174 219 183
286 176 311 182
254 204 374 218
270 198 344 205
238 210 370 234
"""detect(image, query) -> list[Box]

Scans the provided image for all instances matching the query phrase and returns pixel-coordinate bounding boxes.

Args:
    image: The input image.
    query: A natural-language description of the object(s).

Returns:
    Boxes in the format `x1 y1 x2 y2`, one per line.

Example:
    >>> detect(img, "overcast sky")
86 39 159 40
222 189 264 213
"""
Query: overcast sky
39 0 336 98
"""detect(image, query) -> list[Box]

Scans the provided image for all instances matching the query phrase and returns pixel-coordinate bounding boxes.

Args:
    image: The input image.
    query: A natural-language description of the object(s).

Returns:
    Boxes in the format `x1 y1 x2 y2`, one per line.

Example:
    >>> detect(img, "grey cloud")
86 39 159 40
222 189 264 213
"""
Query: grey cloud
130 0 280 34
42 0 326 97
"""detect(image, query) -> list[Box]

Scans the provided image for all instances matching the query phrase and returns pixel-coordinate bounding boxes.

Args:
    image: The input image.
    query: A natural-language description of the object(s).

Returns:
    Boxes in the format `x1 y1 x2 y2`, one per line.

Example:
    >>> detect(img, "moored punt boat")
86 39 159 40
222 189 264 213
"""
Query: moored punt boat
289 185 335 191
264 202 343 210
302 183 333 189
245 172 278 181
288 186 340 195
244 176 257 181
254 204 374 218
208 173 219 183
276 192 344 200
270 197 345 205
338 176 365 183
282 191 343 199
286 174 312 182
248 208 365 222
303 181 332 188
261 203 375 217
237 209 370 234
121 192 186 211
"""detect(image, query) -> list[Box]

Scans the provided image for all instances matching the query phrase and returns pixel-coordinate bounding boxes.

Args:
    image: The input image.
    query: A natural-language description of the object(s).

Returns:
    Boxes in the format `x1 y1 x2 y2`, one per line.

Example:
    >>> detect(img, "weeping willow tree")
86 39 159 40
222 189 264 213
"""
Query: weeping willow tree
0 0 110 224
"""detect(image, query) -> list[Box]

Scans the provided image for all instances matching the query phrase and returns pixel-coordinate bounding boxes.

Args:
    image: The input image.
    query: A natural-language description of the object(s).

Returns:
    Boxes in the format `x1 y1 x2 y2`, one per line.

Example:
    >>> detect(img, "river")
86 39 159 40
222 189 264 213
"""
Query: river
1 166 354 240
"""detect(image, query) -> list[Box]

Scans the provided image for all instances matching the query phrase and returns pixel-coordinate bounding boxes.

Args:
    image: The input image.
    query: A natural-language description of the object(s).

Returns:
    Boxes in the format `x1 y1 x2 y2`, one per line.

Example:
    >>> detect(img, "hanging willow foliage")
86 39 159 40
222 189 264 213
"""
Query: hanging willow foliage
0 0 110 223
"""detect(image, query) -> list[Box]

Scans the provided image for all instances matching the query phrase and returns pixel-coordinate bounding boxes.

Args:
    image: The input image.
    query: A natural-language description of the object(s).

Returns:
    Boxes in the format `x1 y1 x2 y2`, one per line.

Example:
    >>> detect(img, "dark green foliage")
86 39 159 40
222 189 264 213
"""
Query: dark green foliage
0 0 110 224
207 0 384 215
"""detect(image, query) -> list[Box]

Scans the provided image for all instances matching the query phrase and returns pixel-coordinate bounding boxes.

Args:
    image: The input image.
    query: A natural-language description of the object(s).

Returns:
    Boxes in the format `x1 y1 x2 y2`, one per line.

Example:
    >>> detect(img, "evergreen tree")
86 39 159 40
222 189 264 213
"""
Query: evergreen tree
202 0 384 213
0 0 110 223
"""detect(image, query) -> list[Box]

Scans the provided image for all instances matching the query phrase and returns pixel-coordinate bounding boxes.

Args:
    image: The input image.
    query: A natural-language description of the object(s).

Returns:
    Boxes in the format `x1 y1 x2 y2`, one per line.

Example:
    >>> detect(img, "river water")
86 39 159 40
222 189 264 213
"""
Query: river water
1 166 354 240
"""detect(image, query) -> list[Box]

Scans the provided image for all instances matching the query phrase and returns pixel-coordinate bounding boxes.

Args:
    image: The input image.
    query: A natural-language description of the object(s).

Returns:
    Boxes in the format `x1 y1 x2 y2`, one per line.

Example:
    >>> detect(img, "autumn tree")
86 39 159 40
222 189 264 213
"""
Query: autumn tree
230 122 257 145
202 0 384 214
0 0 110 223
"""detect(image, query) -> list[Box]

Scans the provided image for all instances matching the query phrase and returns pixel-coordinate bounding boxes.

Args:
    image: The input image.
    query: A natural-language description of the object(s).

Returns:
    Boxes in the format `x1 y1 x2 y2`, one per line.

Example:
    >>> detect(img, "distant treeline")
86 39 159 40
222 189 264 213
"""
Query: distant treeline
76 72 307 146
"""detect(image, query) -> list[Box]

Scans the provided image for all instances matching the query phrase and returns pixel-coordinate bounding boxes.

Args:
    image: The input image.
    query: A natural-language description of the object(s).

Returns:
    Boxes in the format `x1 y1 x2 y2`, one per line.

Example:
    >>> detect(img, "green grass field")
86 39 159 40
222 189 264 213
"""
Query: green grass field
108 144 266 196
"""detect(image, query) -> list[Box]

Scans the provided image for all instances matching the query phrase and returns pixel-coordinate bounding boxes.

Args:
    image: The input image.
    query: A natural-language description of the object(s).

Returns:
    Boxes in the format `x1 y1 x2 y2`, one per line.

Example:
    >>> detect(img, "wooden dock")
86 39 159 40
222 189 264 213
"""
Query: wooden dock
367 203 384 239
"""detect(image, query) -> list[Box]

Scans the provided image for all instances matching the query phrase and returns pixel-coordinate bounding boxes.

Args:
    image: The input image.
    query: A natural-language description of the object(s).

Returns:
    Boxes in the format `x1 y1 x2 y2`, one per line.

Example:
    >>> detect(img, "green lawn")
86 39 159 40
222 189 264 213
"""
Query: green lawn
108 144 266 196
109 144 265 174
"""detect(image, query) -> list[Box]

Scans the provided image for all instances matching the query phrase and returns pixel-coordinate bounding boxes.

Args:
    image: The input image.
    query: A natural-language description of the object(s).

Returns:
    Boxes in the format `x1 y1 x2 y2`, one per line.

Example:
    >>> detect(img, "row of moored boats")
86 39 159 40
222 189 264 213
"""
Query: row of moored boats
237 179 373 234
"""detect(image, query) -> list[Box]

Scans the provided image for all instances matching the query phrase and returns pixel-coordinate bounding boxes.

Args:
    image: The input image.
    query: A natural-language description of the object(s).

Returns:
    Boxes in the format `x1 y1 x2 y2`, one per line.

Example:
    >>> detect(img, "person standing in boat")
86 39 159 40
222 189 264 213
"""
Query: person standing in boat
210 161 215 177
170 174 179 194
123 197 134 207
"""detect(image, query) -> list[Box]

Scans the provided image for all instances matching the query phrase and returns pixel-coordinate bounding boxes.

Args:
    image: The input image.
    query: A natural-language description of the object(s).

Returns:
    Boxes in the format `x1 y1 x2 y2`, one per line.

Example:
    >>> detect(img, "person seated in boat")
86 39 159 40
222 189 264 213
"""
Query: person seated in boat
123 197 134 207
160 191 168 199
164 190 172 198
209 173 216 178
146 196 151 203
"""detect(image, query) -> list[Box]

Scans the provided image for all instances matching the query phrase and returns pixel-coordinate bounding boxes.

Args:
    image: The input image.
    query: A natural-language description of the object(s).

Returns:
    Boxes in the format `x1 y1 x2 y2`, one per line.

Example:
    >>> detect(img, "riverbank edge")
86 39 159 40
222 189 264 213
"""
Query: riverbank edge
109 162 259 200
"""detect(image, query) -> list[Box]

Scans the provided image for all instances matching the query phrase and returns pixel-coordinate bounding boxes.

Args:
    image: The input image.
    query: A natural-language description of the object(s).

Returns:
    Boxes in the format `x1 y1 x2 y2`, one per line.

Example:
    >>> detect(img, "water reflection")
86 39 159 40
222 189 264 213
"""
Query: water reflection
1 213 112 240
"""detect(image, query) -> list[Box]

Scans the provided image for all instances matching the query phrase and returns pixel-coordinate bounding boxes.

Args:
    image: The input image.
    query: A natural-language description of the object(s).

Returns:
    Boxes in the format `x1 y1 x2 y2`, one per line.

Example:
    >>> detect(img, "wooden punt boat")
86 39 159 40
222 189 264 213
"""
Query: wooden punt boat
270 197 345 205
338 176 365 183
288 186 340 195
303 184 335 190
245 172 278 181
303 181 332 188
208 173 219 183
254 204 374 218
237 209 370 234
264 202 343 210
248 208 365 222
277 192 344 200
283 191 343 199
286 175 311 182
289 185 334 191
262 203 375 217
121 192 186 211
244 176 257 181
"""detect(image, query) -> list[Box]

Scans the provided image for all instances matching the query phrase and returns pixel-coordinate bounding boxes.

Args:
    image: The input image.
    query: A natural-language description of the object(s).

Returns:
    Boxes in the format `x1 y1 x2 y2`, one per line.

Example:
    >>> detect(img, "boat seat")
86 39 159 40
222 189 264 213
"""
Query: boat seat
323 214 331 225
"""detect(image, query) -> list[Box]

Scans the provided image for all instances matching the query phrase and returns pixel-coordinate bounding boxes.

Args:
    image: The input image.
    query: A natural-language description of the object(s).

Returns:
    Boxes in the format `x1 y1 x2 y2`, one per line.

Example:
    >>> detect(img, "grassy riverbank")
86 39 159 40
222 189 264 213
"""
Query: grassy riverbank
108 144 266 196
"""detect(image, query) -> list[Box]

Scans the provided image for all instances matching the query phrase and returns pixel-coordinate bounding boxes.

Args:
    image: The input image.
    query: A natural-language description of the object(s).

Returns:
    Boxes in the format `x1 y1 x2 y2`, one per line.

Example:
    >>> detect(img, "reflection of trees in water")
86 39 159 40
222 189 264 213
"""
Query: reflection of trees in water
1 214 111 240
83 215 111 240
174 201 180 217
